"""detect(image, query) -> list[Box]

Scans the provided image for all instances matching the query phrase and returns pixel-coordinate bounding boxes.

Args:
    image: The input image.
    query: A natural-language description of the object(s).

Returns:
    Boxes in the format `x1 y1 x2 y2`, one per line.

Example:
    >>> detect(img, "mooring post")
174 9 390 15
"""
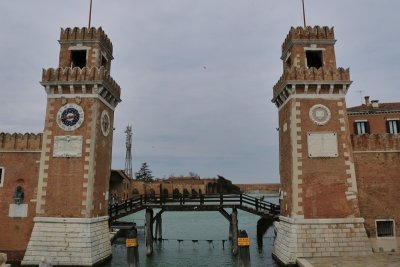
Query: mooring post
231 208 238 256
238 230 250 267
155 215 163 241
229 222 233 241
126 226 139 267
145 208 154 256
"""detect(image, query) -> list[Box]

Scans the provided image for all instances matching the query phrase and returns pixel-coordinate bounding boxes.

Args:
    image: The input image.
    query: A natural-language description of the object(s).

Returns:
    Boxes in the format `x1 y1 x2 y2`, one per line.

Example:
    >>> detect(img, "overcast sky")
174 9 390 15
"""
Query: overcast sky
0 1 399 183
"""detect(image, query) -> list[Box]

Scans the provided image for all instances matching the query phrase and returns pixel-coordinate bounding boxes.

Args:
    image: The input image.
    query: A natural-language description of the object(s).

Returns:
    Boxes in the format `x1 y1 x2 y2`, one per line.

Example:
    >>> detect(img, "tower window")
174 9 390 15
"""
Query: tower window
376 220 395 238
71 50 87 68
306 50 323 69
0 167 4 187
354 120 370 135
387 119 399 134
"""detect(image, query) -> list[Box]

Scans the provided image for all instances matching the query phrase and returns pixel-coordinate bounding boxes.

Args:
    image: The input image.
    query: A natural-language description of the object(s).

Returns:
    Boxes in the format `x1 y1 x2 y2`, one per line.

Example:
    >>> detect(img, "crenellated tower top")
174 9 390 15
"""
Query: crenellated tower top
42 27 121 109
281 26 335 57
272 25 351 108
59 27 113 71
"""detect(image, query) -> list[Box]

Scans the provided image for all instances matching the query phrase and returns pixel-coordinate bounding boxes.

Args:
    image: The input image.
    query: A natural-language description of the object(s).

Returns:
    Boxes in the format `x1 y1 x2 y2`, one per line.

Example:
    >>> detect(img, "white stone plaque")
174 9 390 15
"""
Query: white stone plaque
9 204 28 217
307 132 338 158
53 136 83 157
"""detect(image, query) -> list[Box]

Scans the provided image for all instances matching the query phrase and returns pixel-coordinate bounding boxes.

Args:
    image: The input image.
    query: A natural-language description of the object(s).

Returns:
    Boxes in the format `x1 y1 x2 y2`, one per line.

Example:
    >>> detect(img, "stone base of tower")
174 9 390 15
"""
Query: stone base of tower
22 216 111 266
272 216 372 266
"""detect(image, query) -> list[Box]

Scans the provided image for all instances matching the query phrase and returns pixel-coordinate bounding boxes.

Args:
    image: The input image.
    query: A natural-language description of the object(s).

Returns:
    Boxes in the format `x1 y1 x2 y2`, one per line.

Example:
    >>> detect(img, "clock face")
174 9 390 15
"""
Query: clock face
56 103 84 131
309 104 331 126
101 110 111 136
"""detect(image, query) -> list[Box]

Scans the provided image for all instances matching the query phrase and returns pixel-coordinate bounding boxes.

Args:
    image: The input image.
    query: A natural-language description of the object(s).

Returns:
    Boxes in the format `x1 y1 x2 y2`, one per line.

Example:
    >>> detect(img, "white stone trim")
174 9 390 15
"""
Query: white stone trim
83 102 98 216
290 101 303 217
278 94 346 111
278 216 365 224
34 216 109 223
0 166 4 187
36 128 51 214
0 150 41 153
353 150 400 153
47 94 115 111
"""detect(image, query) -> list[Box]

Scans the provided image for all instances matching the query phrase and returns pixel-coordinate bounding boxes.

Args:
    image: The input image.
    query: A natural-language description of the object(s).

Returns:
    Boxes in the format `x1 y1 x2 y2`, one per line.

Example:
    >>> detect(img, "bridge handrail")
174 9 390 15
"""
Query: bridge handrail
108 193 280 222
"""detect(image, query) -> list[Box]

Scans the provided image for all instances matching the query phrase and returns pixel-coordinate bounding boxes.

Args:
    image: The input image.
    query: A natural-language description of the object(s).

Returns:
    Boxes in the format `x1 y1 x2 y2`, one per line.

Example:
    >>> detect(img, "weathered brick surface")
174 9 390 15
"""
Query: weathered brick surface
0 149 40 263
352 135 400 243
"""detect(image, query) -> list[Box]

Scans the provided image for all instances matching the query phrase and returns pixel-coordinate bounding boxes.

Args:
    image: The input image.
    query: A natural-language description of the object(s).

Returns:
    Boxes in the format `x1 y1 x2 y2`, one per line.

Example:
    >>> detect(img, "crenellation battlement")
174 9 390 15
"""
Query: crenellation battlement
282 26 335 53
351 134 400 152
41 66 121 98
0 132 42 151
273 66 350 98
60 27 113 53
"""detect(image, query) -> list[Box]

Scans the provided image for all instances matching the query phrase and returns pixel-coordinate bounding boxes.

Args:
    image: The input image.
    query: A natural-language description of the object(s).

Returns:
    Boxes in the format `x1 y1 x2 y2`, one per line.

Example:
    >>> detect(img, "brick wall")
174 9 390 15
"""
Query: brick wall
352 134 400 239
348 113 400 135
0 149 40 263
235 183 280 193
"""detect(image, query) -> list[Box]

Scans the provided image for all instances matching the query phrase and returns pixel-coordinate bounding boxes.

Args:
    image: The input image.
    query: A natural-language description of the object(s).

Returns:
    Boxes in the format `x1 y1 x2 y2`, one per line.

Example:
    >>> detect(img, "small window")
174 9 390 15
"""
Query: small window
354 121 370 135
0 167 4 187
376 220 395 238
71 50 87 68
387 119 399 134
306 50 323 69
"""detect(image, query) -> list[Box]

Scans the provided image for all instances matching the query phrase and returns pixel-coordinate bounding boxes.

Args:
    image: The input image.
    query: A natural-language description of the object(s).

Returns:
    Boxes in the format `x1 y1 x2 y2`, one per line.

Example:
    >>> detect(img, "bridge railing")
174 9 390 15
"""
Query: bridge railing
108 193 280 222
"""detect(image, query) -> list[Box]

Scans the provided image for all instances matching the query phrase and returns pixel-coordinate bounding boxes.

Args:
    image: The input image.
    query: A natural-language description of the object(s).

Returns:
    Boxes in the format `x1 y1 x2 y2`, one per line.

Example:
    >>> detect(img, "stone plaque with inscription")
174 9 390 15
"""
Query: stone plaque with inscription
53 136 83 157
307 132 338 158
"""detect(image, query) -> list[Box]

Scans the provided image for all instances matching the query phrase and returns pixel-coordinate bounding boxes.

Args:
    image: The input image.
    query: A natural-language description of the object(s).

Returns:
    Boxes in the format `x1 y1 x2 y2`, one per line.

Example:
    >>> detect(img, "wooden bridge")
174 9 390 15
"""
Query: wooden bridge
108 193 280 256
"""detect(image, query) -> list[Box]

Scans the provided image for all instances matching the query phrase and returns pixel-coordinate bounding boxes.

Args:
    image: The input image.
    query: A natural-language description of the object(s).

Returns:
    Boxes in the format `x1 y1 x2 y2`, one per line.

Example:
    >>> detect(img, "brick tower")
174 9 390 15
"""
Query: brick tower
22 27 121 266
272 26 371 265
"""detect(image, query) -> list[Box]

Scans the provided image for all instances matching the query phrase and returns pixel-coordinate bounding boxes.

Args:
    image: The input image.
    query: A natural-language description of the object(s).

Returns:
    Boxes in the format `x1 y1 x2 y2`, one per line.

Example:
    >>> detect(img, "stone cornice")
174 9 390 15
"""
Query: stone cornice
273 67 351 100
272 82 351 110
347 110 400 116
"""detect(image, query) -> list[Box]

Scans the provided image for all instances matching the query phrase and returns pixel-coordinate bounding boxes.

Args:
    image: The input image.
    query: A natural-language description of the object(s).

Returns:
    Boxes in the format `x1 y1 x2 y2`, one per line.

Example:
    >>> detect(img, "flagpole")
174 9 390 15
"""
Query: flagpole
302 0 307 27
88 0 93 28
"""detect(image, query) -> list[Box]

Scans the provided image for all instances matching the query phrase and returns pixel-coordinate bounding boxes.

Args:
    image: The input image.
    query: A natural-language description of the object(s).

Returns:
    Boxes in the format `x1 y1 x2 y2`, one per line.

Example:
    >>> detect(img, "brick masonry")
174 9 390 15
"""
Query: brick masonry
22 216 111 266
273 216 372 265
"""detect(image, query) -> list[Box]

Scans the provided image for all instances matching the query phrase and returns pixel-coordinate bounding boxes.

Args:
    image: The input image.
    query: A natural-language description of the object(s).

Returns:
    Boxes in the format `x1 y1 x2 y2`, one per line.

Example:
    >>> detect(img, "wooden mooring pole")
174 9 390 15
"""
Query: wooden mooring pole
145 208 154 256
155 215 162 241
238 230 250 267
231 208 238 256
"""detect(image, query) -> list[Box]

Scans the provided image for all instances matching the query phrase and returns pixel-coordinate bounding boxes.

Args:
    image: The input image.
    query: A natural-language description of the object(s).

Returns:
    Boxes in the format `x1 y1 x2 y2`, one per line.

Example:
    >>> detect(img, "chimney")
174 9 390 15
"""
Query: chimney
371 100 379 108
364 96 370 105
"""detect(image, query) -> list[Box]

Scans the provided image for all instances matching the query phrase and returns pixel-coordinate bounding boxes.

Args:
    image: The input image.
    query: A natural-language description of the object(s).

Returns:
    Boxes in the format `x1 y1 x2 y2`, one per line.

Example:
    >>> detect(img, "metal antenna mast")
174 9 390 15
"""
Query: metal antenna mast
124 125 133 179
302 0 307 27
88 0 93 28
356 90 364 105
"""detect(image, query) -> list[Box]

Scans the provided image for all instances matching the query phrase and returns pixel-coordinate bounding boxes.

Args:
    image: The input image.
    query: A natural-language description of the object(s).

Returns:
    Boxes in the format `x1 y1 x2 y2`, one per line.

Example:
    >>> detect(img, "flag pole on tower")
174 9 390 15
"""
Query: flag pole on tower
88 0 93 28
302 0 307 27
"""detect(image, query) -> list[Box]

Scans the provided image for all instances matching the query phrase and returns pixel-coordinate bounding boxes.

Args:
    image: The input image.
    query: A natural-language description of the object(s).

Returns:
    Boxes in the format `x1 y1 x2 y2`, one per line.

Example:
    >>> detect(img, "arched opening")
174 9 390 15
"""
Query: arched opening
173 188 181 199
191 189 198 198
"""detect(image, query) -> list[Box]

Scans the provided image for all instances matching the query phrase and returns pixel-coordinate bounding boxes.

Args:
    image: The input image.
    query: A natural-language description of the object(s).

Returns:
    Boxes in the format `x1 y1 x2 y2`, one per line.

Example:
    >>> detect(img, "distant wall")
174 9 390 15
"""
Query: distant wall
235 183 280 194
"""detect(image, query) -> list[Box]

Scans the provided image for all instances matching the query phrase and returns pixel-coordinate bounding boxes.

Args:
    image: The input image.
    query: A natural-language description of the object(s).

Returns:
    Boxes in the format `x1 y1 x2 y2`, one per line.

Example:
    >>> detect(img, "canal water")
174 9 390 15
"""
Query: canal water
104 198 279 267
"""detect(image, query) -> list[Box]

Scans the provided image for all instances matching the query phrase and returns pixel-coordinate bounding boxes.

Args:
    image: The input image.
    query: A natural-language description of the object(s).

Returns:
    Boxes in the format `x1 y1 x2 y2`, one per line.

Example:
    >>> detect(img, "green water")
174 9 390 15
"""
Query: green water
104 202 279 267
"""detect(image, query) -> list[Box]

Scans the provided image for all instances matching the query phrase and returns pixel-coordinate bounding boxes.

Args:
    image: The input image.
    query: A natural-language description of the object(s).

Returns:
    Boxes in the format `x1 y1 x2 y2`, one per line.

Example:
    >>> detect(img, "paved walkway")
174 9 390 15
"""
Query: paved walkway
297 252 400 267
